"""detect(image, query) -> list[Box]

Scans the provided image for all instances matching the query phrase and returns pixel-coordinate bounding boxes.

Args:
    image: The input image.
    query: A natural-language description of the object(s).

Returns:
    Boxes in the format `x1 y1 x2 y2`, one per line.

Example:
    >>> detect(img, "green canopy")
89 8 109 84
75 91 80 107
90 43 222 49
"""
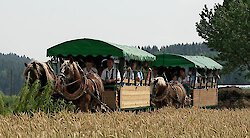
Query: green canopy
47 38 155 61
152 54 222 69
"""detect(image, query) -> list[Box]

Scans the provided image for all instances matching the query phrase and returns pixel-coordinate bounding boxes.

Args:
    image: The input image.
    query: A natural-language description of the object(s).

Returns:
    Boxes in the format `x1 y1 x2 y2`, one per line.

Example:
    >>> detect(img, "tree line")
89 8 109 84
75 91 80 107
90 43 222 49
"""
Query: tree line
0 53 30 95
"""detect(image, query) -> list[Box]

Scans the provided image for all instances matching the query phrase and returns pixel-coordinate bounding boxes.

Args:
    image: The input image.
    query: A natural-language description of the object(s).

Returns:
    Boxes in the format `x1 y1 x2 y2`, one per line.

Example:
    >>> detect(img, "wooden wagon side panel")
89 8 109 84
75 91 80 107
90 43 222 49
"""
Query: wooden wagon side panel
120 86 150 109
192 88 218 107
102 90 116 110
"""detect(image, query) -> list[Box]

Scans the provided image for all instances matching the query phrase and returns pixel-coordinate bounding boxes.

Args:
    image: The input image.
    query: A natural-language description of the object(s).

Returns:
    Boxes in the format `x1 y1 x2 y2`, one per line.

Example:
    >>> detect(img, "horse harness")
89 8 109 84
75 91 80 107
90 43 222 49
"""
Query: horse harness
152 81 181 104
58 73 100 99
168 82 181 103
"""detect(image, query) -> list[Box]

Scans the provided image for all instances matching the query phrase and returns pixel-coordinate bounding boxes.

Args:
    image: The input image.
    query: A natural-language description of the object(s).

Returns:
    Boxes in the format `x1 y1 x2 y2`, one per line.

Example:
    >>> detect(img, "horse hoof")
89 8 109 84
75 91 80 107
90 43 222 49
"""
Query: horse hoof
101 105 107 113
91 108 97 113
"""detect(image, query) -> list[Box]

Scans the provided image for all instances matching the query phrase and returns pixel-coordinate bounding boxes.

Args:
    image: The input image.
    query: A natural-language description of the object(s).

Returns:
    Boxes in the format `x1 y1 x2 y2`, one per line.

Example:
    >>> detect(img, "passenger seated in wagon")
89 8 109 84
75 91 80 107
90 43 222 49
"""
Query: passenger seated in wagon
178 68 191 96
169 73 178 84
141 61 152 85
178 68 189 84
83 58 98 75
123 61 143 86
123 67 134 85
101 56 121 86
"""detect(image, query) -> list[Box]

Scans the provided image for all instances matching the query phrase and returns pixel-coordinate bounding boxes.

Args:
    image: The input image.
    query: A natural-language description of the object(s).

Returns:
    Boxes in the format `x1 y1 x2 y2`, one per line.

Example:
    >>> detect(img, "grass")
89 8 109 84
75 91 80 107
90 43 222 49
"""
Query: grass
0 84 249 137
0 108 249 137
0 81 76 116
0 92 19 115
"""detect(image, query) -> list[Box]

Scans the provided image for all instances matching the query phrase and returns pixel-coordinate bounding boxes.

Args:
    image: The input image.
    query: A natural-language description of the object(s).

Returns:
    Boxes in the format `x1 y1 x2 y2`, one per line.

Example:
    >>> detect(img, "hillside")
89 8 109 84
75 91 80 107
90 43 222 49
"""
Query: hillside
0 53 30 95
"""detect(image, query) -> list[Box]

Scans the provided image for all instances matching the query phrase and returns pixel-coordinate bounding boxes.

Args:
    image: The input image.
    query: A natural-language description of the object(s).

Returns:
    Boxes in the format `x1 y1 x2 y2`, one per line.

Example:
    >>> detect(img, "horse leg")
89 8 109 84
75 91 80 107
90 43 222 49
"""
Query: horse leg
78 96 85 112
91 100 100 112
169 98 175 107
83 94 91 112
77 94 90 112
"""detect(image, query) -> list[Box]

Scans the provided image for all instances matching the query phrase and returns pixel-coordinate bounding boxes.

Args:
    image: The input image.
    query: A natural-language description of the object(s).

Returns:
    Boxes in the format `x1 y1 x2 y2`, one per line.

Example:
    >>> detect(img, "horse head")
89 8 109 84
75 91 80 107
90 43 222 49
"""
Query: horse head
55 59 108 112
150 77 167 96
24 61 42 85
54 73 66 94
60 59 82 81
55 59 87 101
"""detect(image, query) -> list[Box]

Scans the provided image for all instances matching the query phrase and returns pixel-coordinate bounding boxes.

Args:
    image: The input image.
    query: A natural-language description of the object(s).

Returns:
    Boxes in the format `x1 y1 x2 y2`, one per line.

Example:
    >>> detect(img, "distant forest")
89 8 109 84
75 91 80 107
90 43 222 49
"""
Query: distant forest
141 43 217 57
0 43 249 95
0 53 30 95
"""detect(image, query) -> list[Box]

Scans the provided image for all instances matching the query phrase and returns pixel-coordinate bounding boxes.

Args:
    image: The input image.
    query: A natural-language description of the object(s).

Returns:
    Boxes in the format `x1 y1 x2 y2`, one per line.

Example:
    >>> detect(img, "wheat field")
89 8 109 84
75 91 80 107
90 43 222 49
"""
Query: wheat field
0 108 249 138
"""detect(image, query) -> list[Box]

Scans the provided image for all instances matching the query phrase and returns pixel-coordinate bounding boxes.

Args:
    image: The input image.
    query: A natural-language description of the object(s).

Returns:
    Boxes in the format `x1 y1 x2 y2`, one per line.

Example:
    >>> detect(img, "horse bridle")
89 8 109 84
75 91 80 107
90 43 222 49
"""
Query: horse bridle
25 63 41 83
57 73 82 88
58 61 88 90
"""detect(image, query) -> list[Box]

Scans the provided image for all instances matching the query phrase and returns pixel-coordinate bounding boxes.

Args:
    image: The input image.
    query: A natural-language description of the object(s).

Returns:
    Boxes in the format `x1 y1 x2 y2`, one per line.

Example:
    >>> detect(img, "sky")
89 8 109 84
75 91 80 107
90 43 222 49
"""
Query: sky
0 0 223 61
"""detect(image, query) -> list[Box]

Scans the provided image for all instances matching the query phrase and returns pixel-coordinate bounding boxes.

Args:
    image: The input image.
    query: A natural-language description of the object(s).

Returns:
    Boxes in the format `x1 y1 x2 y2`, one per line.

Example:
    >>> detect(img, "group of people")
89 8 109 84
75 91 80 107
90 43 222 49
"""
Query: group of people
76 56 152 86
153 66 220 88
53 56 220 90
152 66 190 84
76 56 121 85
122 61 152 86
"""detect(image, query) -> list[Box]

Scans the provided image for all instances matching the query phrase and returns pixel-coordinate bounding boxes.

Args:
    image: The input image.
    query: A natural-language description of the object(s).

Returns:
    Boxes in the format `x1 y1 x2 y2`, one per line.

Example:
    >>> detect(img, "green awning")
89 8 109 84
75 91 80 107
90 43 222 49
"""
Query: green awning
152 54 222 69
183 56 223 69
47 38 155 61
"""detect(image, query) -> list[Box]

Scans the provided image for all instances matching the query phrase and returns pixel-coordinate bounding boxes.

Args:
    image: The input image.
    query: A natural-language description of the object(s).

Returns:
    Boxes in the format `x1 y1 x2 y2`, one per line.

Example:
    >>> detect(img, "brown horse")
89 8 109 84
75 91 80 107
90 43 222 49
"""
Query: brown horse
55 60 105 112
24 61 56 90
151 77 191 108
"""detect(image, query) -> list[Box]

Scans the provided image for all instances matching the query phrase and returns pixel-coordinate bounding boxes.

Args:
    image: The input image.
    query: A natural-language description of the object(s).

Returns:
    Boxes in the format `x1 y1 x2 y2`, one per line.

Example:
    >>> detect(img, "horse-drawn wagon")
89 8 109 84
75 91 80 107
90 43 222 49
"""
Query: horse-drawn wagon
152 54 222 107
46 38 222 110
47 38 155 111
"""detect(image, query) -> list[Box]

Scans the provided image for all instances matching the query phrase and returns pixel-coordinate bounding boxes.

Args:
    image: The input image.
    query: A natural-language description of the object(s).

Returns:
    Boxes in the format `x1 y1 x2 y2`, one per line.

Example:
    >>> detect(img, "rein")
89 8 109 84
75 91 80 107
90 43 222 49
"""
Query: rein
152 82 180 103
169 83 181 103
58 73 81 88
151 83 168 102
58 61 110 111
63 79 81 87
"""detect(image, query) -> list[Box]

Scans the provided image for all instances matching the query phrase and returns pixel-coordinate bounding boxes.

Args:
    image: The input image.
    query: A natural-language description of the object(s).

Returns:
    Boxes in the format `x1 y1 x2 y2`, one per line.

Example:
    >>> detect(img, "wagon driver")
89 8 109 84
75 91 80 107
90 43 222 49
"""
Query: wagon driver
101 56 121 84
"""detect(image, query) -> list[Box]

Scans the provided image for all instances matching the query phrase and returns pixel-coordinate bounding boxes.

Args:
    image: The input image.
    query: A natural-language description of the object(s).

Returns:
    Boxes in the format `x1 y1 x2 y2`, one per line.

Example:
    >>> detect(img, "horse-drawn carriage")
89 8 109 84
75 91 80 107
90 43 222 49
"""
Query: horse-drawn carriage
47 38 155 111
44 38 222 111
152 54 222 107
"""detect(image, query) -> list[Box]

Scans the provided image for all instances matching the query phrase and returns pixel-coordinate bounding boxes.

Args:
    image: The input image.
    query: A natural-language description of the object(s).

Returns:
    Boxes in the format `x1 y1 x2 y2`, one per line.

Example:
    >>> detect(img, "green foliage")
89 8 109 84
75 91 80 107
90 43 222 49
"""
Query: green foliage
14 81 76 115
0 92 19 115
196 0 250 76
0 92 5 115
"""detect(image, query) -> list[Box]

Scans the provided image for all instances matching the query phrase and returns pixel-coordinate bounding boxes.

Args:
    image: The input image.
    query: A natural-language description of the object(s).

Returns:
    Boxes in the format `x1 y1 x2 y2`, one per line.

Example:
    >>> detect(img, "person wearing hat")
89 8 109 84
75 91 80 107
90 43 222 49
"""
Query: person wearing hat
101 56 121 84
83 58 98 75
